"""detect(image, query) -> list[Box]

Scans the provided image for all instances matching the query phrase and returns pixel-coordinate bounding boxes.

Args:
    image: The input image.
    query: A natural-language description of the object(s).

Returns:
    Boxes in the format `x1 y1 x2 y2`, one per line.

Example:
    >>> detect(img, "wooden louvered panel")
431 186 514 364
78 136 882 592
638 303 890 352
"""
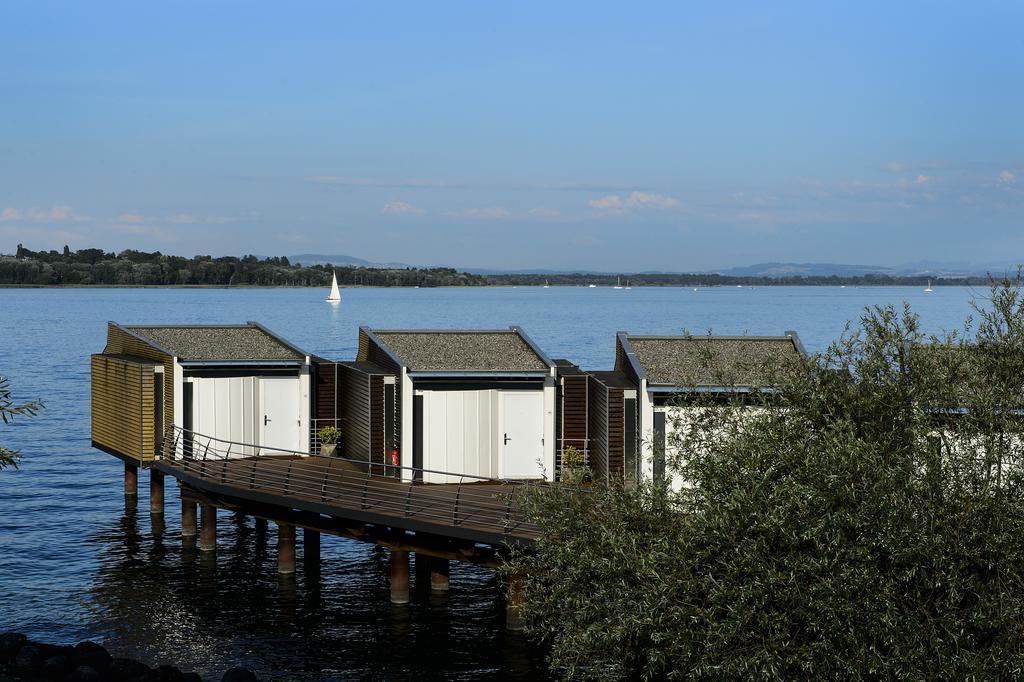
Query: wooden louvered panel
340 365 387 465
91 354 157 462
587 376 609 482
102 323 173 442
606 388 625 478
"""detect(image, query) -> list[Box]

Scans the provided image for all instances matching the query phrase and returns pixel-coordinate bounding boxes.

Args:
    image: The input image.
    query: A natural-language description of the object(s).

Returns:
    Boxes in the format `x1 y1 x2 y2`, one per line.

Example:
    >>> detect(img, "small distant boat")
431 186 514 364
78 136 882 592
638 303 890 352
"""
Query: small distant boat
924 279 933 293
326 271 341 303
624 279 631 290
588 284 597 288
614 276 623 290
543 280 550 289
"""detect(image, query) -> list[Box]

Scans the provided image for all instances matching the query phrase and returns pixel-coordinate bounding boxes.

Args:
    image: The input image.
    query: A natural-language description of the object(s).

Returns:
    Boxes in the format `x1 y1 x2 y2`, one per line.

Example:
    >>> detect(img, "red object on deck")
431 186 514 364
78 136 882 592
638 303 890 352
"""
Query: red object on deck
391 449 400 466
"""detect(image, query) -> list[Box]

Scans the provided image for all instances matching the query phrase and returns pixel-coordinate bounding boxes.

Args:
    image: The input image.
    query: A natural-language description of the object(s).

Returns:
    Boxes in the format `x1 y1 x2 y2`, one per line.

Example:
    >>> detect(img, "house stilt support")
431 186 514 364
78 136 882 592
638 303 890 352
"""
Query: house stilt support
124 463 138 496
390 550 410 604
430 557 450 593
181 499 197 538
199 504 217 552
303 528 320 568
149 469 164 515
278 523 296 575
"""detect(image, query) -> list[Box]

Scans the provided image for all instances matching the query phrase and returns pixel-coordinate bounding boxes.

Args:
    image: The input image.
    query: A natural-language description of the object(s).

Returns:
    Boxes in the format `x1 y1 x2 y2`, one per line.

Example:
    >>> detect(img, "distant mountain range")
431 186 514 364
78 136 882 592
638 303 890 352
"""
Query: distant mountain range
290 253 413 269
291 253 1022 279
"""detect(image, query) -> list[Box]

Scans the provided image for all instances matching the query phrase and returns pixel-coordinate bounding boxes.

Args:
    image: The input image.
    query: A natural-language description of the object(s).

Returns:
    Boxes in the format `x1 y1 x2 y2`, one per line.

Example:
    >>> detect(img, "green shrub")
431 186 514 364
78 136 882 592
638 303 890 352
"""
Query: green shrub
510 277 1024 680
317 425 340 445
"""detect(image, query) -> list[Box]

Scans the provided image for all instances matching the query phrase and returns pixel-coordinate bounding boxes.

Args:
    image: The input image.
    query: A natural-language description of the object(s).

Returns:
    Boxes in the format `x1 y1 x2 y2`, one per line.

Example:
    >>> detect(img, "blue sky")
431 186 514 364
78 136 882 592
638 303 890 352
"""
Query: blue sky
1 1 1021 271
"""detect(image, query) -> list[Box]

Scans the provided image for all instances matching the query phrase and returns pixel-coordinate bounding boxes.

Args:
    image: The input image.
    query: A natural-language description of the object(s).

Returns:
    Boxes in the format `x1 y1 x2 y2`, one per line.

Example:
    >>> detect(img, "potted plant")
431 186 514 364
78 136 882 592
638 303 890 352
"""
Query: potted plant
317 426 340 457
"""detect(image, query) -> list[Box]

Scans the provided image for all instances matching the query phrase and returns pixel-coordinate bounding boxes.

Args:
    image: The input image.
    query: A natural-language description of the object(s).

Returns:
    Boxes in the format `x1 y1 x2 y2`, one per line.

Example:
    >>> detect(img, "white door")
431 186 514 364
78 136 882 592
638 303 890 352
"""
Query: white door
189 377 257 457
421 389 499 483
499 391 545 479
260 377 301 452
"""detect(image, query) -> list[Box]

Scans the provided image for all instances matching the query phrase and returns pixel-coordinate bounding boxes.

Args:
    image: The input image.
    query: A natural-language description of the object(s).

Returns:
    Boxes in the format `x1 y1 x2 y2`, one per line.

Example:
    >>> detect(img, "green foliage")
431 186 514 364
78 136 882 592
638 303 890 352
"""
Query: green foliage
0 245 487 287
0 375 42 470
510 277 1024 679
317 425 340 445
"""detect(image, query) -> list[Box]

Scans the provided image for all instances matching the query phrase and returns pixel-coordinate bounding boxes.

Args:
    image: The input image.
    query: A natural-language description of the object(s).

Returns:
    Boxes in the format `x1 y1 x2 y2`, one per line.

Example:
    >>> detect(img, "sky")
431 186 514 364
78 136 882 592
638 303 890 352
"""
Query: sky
0 1 1022 271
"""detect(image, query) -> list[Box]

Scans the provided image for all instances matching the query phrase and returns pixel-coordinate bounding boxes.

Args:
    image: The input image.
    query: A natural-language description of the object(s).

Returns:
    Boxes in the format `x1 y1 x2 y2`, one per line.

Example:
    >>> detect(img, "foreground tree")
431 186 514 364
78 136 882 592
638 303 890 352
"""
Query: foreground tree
0 375 42 469
511 278 1024 679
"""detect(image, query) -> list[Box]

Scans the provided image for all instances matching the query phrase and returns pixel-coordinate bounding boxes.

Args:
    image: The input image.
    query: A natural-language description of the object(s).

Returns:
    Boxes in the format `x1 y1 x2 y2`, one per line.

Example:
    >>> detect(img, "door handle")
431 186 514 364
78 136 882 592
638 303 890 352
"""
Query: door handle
504 433 510 445
264 415 271 426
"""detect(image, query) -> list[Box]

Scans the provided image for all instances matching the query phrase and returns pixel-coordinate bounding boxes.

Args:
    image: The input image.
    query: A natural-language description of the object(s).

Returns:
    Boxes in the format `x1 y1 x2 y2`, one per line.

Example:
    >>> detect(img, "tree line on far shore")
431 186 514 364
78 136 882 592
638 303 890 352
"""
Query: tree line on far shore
0 245 486 287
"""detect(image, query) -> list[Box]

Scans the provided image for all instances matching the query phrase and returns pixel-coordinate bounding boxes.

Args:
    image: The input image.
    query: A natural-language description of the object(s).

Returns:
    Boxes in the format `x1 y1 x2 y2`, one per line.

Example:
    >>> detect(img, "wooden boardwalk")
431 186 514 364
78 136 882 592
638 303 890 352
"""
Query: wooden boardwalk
156 454 541 546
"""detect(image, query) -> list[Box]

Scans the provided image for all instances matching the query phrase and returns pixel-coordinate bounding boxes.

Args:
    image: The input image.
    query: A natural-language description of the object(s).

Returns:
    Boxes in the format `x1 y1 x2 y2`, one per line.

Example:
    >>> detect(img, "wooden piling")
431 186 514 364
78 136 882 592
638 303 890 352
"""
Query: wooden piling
390 549 410 604
149 469 164 515
181 499 197 538
303 528 320 567
506 574 525 631
199 504 217 552
124 462 138 496
277 523 296 575
430 557 450 593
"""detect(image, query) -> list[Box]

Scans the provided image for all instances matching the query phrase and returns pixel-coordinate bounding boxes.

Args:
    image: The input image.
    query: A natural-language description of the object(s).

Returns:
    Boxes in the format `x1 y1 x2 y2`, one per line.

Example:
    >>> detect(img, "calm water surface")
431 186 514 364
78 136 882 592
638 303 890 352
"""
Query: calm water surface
0 285 988 680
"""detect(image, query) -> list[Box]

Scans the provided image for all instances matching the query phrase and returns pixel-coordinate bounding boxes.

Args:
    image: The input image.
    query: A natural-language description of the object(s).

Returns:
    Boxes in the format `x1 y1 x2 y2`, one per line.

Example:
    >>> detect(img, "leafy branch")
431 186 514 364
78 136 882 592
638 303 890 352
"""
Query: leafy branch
0 375 42 470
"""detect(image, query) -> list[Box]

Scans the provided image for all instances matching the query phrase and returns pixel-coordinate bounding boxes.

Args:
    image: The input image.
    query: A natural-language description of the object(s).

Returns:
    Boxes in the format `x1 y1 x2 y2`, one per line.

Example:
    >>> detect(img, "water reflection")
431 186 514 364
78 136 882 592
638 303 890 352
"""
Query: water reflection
82 492 548 680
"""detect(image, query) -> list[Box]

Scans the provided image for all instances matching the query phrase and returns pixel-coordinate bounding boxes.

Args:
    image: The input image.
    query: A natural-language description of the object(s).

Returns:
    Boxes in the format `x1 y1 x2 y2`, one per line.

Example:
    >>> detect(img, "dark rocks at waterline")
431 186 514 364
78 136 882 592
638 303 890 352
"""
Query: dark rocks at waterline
0 632 260 681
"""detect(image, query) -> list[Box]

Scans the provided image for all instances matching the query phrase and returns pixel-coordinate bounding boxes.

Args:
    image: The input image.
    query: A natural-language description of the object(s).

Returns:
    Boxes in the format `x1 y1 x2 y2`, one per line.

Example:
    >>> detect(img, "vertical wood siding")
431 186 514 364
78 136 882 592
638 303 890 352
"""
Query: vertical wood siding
586 377 626 483
559 374 589 473
357 331 403 462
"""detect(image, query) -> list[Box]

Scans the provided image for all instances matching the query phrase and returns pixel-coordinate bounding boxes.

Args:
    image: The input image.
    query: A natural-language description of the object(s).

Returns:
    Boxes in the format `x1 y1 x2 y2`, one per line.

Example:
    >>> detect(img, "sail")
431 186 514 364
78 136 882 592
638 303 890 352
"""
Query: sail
326 272 341 302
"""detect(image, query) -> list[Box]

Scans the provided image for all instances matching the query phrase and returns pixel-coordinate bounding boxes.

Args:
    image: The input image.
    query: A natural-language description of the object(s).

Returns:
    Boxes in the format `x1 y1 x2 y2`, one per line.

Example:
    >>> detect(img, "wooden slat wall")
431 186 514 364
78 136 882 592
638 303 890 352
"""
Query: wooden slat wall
313 360 341 421
102 323 174 441
340 365 386 464
606 387 625 479
91 355 156 462
358 331 403 465
587 375 610 482
558 374 588 473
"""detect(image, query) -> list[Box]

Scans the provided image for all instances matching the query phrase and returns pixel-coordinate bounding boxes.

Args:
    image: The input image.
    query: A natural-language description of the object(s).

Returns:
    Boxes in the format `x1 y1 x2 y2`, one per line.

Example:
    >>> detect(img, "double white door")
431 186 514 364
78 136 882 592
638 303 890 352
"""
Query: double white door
190 376 301 455
420 389 545 482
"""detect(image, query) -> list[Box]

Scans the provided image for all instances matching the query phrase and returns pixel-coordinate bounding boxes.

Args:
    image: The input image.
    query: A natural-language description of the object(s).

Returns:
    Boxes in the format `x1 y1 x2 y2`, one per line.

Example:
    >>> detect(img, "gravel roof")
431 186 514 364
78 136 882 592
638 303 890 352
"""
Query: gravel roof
371 330 550 372
125 325 305 362
625 336 802 387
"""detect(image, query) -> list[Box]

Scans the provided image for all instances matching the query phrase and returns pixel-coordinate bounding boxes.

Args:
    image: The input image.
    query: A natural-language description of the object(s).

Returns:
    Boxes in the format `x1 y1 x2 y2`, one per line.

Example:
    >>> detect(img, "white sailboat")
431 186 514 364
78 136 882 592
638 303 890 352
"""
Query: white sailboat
614 276 623 290
543 279 550 289
624 279 631 290
325 271 341 303
924 279 933 293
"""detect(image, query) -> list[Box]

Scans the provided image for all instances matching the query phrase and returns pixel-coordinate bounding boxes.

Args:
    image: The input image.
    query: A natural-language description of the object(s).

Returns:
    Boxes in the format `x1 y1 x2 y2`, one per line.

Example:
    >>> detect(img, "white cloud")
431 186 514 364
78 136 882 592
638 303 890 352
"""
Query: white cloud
382 201 425 215
882 161 907 173
10 206 87 223
119 212 238 225
625 191 680 208
998 169 1016 187
589 195 623 209
589 191 680 210
461 207 510 219
914 174 931 185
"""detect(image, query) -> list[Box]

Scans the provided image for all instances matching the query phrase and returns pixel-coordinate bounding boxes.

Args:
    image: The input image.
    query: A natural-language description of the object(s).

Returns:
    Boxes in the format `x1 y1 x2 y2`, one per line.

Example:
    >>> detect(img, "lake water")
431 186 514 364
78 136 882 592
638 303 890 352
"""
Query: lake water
0 285 990 680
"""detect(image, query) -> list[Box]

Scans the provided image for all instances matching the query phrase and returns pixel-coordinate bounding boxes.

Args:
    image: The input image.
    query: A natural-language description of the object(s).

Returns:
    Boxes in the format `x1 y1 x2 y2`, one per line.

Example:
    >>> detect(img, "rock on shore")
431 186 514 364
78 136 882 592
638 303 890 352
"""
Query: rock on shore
0 633 259 682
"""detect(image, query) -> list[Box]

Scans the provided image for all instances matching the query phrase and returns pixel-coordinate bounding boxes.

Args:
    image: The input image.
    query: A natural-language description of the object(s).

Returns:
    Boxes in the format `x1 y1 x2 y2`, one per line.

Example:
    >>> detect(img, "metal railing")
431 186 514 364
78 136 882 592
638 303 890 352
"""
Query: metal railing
310 418 341 454
159 426 541 540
